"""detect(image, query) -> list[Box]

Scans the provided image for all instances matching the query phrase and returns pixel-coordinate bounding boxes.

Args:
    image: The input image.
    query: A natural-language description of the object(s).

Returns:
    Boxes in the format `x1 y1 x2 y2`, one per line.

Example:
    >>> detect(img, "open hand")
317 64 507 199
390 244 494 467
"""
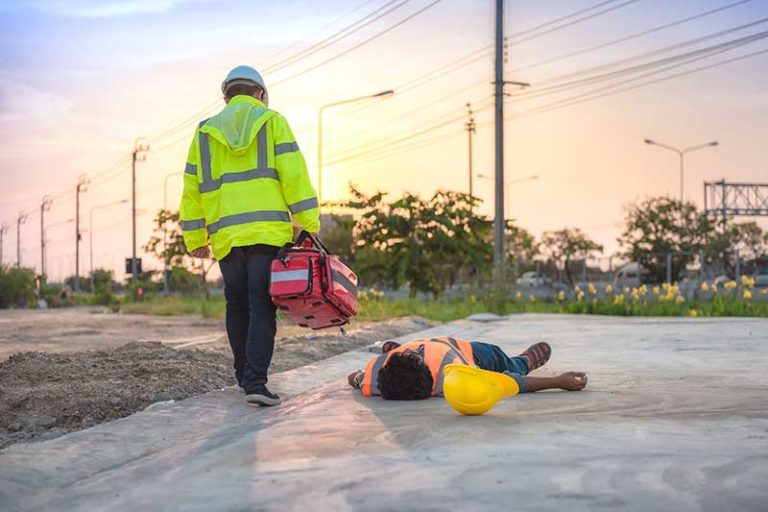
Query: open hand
190 246 210 259
557 372 588 391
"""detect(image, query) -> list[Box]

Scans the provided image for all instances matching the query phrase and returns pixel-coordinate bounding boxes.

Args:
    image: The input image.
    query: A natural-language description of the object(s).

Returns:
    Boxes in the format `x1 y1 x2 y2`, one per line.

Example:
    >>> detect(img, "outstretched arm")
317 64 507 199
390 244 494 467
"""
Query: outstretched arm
525 372 587 392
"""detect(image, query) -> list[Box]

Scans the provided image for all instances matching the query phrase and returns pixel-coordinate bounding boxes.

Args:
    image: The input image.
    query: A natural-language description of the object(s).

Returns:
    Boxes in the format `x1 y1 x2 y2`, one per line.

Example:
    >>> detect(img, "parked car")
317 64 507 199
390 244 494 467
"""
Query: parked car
614 262 642 287
516 271 552 288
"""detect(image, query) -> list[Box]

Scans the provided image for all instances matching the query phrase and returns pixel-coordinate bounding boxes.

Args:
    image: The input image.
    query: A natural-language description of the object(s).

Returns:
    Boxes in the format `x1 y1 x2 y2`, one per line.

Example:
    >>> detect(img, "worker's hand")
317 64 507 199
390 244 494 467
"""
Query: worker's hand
557 372 588 391
190 246 210 259
347 370 363 389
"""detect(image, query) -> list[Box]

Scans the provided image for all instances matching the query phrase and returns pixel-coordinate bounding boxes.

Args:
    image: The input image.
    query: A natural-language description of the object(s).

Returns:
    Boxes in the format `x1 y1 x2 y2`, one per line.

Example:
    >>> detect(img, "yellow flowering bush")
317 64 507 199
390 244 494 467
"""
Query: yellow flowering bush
605 284 613 294
556 290 566 301
700 282 710 292
587 283 596 296
743 289 753 301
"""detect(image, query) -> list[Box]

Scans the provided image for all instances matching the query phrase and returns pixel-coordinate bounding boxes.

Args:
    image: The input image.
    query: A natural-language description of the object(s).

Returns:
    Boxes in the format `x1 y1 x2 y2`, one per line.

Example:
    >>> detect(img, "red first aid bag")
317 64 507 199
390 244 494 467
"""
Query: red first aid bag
270 231 358 330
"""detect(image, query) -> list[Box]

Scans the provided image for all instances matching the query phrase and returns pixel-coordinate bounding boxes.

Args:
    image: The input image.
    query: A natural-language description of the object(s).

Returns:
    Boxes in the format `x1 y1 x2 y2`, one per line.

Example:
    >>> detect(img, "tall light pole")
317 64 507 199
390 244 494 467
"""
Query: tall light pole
16 211 28 267
317 89 394 205
75 174 90 291
644 138 718 201
465 102 476 197
90 199 129 292
40 195 53 281
0 224 9 266
131 138 150 279
163 171 182 295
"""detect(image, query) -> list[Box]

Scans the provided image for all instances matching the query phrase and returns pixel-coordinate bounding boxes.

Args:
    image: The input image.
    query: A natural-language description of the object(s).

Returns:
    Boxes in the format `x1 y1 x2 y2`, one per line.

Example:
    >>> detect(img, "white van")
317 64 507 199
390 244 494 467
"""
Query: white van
614 262 642 287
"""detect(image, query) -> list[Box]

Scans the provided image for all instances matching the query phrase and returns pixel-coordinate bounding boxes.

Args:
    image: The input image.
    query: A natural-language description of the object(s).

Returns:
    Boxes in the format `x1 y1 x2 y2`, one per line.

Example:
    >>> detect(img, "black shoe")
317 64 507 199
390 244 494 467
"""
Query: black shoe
245 386 281 406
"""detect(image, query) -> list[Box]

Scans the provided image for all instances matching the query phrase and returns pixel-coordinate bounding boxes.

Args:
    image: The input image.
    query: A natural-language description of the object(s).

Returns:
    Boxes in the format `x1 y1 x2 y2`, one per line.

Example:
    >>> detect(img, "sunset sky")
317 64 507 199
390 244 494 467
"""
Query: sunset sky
1 0 767 281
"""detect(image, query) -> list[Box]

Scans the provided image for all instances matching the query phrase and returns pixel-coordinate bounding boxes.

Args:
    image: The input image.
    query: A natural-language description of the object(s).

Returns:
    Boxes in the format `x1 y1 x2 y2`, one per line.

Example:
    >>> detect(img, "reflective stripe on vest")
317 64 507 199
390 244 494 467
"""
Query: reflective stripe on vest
275 141 299 155
198 124 279 194
362 337 474 397
181 218 206 231
207 210 290 235
288 197 319 214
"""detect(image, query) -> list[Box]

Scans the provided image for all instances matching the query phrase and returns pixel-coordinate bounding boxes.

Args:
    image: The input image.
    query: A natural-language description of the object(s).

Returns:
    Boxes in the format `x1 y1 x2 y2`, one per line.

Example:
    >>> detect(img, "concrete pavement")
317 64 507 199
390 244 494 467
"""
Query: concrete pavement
1 314 767 511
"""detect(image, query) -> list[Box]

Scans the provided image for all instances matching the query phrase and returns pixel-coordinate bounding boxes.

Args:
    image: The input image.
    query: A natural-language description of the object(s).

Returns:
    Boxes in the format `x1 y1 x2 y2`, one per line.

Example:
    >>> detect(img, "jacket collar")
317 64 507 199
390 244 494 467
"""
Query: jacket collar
227 95 266 108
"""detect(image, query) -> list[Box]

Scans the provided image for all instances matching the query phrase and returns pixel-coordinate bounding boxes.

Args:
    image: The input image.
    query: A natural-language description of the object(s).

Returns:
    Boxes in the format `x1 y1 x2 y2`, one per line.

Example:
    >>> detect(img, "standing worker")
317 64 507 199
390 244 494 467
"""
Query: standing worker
180 65 320 406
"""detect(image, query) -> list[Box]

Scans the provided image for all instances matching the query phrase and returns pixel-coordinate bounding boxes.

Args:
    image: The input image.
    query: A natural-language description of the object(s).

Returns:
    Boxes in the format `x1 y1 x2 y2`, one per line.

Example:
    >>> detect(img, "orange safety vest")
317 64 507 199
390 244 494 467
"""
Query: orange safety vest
361 336 475 397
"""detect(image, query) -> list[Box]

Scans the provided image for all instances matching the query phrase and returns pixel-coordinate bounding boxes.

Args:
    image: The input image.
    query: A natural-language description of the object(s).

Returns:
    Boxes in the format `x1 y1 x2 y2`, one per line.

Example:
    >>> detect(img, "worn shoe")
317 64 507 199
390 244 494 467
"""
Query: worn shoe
245 386 281 406
518 342 552 372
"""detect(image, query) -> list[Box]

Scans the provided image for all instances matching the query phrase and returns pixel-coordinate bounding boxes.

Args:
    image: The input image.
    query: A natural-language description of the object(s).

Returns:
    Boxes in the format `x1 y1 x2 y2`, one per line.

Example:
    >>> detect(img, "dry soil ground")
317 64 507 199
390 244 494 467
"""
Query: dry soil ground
0 308 432 449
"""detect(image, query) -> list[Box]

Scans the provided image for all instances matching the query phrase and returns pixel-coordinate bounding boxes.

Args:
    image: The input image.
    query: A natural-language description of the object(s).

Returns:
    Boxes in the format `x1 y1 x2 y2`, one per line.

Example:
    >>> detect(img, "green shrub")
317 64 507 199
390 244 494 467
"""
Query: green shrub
0 266 37 308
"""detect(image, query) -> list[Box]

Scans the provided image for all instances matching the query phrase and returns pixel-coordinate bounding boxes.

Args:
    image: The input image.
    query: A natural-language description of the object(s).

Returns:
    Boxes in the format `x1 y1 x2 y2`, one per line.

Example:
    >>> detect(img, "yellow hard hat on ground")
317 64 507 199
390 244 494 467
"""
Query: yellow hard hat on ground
443 364 520 415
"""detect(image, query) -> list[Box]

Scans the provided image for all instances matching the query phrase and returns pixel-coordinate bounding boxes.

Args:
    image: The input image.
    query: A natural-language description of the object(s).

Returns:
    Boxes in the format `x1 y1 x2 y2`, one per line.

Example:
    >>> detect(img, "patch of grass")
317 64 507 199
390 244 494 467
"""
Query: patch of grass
118 294 768 323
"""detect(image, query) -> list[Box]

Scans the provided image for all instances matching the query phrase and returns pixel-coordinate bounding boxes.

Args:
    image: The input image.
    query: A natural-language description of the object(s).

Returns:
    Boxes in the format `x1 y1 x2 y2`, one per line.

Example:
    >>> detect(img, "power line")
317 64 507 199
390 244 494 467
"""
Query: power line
513 46 768 117
271 0 446 86
259 0 383 68
265 0 411 73
509 28 768 102
510 0 753 73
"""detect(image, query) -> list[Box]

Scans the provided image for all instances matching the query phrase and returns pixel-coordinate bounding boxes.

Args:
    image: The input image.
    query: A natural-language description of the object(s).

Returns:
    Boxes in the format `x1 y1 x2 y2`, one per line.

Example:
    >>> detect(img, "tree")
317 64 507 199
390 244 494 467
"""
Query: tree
618 197 711 283
505 223 539 274
144 209 216 297
342 186 493 297
0 266 36 308
320 214 356 265
541 228 603 285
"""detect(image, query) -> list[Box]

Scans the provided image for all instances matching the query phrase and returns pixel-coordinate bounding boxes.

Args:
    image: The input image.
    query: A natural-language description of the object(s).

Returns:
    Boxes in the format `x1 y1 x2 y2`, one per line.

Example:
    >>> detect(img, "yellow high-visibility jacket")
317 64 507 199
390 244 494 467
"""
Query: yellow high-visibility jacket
180 95 320 261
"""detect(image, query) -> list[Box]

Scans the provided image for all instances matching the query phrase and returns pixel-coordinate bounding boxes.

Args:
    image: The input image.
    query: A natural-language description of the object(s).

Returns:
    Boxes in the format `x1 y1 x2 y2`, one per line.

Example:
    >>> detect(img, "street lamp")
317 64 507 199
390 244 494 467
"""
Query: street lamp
644 138 718 202
40 195 53 281
163 171 182 294
16 211 28 267
90 199 129 292
477 174 538 218
75 174 90 291
317 89 394 205
0 224 8 266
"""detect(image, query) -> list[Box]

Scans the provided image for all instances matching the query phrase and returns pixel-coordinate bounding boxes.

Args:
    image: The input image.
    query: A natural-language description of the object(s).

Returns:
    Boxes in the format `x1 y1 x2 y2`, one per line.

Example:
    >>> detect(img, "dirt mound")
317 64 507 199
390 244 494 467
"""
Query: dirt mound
0 342 233 449
0 317 434 450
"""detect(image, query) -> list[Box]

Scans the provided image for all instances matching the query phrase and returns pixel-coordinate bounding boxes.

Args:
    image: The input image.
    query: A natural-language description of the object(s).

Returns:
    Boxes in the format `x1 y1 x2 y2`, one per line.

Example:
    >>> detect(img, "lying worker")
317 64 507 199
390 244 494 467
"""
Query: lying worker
347 337 587 399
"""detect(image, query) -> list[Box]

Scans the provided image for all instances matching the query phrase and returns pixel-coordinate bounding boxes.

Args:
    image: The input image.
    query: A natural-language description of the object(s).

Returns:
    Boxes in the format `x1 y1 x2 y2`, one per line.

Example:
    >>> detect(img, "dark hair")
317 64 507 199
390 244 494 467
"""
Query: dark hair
225 83 262 100
377 353 433 400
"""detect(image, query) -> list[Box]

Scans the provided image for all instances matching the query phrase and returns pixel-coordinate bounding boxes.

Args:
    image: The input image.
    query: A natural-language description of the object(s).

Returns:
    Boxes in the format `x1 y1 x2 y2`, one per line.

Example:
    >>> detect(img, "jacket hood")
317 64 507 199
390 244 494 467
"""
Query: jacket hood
201 96 274 155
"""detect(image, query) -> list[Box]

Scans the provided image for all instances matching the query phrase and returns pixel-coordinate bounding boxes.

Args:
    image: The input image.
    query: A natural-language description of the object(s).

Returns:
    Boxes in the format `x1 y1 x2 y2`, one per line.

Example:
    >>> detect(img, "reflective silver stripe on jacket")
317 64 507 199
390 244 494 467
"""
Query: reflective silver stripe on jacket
271 269 310 283
288 197 319 214
184 162 197 175
180 218 206 231
207 210 290 235
275 142 299 155
199 168 279 194
198 124 279 194
367 353 389 396
433 351 461 397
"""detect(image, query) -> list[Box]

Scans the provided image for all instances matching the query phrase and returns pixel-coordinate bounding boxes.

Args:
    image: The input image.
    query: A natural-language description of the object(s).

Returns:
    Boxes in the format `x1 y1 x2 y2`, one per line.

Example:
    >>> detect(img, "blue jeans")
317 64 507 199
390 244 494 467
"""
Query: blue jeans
218 244 279 391
470 341 530 392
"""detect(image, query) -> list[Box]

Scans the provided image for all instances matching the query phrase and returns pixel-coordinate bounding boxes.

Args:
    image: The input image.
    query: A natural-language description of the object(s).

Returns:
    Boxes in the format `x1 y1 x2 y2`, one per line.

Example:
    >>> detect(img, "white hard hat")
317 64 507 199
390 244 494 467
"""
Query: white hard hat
221 65 269 106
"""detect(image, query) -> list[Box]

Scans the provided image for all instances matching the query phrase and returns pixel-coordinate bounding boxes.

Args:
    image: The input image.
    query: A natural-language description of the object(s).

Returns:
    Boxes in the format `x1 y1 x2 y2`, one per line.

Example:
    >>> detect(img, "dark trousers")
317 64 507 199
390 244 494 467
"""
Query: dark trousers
470 341 529 376
218 244 279 391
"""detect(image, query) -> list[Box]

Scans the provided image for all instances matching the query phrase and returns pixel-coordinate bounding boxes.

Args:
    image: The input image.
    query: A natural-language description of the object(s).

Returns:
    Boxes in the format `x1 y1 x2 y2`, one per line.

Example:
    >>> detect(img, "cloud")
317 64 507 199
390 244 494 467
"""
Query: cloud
0 78 72 119
26 0 214 18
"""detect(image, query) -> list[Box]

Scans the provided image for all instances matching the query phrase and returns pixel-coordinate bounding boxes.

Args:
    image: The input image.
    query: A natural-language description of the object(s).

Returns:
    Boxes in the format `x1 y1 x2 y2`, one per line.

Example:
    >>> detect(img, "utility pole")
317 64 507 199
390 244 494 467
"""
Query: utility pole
493 0 504 282
0 224 8 266
131 138 150 280
493 0 529 284
40 196 52 281
465 102 476 197
75 174 90 291
16 211 28 267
